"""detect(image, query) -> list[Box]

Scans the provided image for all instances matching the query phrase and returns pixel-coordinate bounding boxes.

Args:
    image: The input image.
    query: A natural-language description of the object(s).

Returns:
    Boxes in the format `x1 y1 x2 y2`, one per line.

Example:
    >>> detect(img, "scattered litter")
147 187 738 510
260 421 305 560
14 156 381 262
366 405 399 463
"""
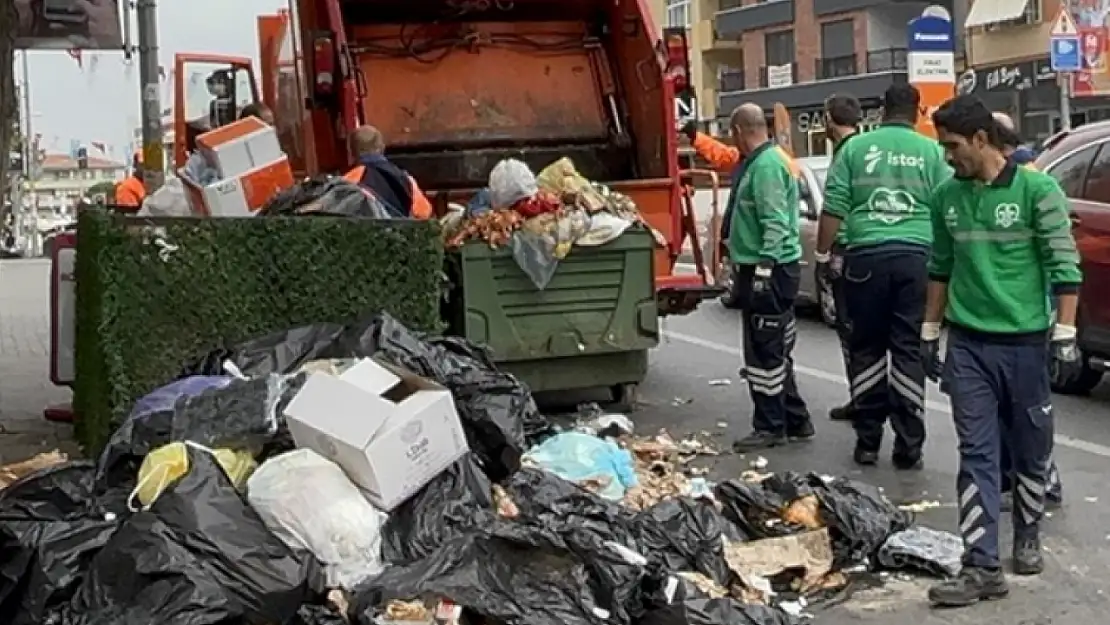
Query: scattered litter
898 500 943 513
751 456 769 470
716 421 729 428
877 526 963 578
725 529 837 597
0 450 68 490
523 431 638 500
672 397 693 406
1085 496 1098 503
708 379 732 386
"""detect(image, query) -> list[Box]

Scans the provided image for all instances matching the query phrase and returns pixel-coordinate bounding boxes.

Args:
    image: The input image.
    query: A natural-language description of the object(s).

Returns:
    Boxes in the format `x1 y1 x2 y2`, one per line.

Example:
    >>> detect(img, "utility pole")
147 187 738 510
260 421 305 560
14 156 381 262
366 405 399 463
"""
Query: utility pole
136 0 165 192
1060 0 1074 132
21 51 39 257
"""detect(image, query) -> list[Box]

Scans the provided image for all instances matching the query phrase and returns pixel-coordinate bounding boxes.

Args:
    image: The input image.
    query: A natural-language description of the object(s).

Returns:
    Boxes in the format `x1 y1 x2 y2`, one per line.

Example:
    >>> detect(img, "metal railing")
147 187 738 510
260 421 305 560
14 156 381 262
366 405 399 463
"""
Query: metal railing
865 47 908 73
816 55 858 79
719 0 744 9
718 70 745 92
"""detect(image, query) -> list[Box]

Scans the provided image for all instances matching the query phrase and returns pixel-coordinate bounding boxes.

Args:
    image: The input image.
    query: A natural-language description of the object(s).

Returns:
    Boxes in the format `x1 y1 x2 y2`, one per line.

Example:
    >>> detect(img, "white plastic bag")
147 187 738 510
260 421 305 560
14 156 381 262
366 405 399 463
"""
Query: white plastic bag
488 158 538 209
139 177 194 217
246 449 386 589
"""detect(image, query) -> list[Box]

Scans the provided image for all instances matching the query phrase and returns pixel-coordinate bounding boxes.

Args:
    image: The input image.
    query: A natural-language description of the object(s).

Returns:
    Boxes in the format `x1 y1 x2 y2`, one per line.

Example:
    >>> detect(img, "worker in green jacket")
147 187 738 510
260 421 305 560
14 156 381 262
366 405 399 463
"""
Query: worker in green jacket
725 103 813 452
814 83 949 469
924 95 1083 607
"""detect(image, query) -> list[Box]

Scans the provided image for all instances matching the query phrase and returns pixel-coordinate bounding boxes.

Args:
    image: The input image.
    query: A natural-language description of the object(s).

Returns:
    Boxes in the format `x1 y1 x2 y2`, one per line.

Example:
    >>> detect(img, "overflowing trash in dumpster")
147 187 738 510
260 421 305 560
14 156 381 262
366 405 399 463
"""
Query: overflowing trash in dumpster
1 313 964 625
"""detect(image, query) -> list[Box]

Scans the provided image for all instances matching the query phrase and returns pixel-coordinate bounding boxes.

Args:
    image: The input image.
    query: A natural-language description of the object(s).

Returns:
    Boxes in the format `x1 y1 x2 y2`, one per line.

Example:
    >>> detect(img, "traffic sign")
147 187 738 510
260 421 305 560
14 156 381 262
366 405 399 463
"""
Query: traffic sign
1051 35 1082 72
1051 7 1078 37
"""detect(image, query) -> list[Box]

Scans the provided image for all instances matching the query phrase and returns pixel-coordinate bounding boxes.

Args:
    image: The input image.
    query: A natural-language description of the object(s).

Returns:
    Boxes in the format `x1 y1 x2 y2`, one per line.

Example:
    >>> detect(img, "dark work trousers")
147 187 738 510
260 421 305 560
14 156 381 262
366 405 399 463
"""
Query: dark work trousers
734 262 811 434
842 247 928 458
1001 422 1063 501
830 243 852 389
944 328 1054 568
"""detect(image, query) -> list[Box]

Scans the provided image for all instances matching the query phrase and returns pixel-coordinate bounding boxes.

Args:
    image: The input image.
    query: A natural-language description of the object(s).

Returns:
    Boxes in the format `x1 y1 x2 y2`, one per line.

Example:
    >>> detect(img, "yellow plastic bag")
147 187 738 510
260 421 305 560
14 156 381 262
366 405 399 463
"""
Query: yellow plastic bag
132 441 257 509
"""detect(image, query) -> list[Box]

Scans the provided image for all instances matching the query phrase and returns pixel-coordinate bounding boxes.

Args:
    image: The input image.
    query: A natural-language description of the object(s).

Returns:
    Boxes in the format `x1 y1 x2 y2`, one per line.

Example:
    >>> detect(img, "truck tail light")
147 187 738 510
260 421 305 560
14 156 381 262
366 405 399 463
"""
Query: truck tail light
313 35 336 97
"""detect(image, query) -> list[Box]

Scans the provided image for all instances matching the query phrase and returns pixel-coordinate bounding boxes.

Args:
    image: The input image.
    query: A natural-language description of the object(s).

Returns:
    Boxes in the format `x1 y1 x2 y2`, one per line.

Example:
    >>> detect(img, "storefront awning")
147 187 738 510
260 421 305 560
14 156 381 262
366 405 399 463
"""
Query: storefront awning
964 0 1031 29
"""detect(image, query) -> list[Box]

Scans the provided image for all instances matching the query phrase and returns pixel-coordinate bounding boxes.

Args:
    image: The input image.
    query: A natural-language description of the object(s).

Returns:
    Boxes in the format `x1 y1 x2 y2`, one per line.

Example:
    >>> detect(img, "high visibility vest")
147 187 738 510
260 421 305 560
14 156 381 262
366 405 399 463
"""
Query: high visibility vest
342 165 432 220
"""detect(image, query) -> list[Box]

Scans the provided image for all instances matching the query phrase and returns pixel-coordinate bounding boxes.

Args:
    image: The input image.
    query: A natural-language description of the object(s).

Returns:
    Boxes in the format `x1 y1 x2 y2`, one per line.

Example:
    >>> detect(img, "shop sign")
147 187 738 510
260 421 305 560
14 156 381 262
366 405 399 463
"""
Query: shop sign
956 60 1057 96
795 107 882 133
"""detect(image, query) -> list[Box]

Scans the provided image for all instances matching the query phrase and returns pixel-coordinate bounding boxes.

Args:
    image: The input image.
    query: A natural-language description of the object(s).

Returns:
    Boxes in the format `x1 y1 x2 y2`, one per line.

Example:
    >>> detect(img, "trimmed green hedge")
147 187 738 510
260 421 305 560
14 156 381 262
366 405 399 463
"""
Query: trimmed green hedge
73 210 443 453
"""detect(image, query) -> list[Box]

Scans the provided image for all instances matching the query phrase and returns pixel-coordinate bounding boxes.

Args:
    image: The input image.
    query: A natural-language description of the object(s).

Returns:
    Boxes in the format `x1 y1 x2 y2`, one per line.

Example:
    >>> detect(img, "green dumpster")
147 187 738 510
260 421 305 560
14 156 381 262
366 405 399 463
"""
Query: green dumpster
446 227 658 406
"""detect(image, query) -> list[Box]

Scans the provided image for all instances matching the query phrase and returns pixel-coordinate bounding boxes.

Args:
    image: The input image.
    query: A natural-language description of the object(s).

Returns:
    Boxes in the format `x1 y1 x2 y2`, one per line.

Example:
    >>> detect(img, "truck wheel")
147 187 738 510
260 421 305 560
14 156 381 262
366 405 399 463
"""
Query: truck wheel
1050 355 1105 396
718 265 743 310
610 383 639 412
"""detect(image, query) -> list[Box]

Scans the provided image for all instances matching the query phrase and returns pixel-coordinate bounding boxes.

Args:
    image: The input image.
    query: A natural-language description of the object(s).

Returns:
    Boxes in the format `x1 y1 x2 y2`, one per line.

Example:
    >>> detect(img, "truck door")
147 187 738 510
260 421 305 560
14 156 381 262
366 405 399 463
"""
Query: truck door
172 54 260 169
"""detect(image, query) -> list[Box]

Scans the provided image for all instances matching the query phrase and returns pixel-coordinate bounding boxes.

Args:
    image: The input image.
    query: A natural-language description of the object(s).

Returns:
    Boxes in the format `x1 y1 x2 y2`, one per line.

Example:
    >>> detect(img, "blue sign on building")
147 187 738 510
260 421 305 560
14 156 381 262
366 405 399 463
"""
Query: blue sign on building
1050 36 1082 72
907 14 955 54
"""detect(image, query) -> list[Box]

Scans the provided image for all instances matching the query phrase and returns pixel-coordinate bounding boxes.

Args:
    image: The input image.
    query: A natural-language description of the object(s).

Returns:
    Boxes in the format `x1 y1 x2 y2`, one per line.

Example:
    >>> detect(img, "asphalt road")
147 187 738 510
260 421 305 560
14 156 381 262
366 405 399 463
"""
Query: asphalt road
613 300 1110 624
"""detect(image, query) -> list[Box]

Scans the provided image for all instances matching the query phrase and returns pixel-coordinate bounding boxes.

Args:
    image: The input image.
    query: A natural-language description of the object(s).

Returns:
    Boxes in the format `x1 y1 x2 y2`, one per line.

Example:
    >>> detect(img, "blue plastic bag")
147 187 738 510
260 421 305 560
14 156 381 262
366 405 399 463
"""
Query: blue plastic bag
523 432 638 500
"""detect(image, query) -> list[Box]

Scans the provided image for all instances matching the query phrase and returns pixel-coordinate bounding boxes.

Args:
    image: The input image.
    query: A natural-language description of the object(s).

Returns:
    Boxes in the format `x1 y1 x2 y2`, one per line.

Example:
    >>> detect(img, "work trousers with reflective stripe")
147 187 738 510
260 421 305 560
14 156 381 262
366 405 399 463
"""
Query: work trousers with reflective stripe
843 248 928 458
735 262 810 434
1002 422 1063 502
945 328 1054 568
831 244 852 392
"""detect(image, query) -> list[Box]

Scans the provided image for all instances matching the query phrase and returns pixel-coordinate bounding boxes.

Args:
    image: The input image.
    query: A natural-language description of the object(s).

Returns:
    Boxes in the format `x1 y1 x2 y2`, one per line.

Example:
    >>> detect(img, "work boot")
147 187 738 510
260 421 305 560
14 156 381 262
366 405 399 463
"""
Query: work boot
1012 533 1044 576
733 430 788 452
853 446 879 466
829 404 854 422
927 566 1009 607
787 421 816 441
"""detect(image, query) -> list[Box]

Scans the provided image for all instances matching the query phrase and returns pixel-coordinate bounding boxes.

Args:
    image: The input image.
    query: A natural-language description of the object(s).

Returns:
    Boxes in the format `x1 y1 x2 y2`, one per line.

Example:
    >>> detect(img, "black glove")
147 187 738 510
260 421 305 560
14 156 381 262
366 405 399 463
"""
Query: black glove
680 120 698 141
921 322 943 382
1050 324 1083 385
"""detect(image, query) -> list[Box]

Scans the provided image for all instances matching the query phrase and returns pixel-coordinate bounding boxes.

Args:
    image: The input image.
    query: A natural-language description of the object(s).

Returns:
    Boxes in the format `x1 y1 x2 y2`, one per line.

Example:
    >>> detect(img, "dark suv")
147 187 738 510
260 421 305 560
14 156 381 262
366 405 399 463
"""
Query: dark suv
1036 122 1110 394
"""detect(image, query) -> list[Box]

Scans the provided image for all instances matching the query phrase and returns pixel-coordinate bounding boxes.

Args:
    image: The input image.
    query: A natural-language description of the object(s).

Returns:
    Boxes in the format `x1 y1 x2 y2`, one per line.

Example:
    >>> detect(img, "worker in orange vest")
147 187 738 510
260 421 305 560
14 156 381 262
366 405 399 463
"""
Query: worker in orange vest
342 125 432 219
114 151 147 212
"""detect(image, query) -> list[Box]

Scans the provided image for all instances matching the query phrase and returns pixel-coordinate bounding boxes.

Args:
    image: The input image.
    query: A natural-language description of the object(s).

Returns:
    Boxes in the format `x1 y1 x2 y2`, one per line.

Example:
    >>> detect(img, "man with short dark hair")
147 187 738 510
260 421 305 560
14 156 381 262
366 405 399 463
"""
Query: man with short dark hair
815 83 949 469
925 95 1082 606
821 94 862 424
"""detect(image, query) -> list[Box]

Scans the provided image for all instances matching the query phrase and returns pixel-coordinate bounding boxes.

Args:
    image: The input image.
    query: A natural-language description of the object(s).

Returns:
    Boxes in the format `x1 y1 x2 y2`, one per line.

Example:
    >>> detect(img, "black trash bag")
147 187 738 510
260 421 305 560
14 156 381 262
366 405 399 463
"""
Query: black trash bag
349 520 625 625
633 498 737 586
96 374 298 490
502 469 647 624
182 313 554 481
291 603 349 625
0 462 121 625
380 454 495 564
638 597 799 625
180 323 349 378
259 176 394 218
66 448 319 625
806 474 912 567
714 476 808 541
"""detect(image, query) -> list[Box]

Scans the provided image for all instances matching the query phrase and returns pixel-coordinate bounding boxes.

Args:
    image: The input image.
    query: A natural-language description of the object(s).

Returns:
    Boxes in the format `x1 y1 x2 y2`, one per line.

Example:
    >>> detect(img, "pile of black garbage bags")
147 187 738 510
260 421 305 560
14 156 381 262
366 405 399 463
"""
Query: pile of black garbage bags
0 314 915 625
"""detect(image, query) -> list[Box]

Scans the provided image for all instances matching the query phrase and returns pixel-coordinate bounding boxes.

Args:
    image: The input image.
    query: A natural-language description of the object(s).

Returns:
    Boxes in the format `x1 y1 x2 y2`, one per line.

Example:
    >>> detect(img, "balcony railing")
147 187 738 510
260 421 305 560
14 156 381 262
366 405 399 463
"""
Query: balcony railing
866 48 908 73
816 55 858 80
758 63 797 88
719 70 745 92
719 0 743 9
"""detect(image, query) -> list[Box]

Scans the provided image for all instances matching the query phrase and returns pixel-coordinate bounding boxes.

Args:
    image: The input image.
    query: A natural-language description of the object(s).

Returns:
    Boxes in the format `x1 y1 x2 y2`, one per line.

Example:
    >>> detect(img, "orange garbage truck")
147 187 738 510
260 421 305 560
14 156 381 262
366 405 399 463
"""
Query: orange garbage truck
172 0 718 316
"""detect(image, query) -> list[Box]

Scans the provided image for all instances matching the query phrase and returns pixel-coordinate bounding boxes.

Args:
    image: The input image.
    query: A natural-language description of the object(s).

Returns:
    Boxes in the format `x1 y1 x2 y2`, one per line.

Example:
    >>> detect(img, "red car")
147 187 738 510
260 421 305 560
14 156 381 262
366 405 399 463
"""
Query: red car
1036 122 1110 394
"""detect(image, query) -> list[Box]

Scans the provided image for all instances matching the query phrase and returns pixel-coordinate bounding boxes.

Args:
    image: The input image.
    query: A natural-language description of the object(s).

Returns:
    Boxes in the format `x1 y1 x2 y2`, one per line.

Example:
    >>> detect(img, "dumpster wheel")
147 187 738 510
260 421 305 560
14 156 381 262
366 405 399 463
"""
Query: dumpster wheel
610 382 639 413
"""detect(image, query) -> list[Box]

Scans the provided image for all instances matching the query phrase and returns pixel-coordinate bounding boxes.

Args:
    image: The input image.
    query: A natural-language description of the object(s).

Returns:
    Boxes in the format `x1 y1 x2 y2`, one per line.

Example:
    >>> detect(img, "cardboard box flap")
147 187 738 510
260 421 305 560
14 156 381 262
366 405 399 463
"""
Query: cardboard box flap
284 372 393 445
340 358 403 396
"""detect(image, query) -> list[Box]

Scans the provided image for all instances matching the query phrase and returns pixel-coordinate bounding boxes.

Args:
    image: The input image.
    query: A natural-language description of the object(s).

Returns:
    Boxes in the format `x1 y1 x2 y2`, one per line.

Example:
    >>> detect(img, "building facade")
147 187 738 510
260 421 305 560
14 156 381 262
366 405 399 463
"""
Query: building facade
963 0 1110 142
33 154 125 213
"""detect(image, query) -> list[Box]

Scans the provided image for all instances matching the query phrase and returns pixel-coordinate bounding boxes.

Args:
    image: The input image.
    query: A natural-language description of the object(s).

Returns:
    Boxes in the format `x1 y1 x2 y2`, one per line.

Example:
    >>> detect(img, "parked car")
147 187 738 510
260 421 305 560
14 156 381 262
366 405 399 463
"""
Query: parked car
715 156 837 327
1035 121 1110 394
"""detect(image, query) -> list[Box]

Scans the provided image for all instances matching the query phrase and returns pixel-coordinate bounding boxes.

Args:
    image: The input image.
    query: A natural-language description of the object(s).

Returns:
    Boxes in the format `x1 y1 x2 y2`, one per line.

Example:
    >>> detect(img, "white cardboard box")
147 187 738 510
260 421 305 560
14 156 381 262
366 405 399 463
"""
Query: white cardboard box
283 358 470 511
198 118 285 179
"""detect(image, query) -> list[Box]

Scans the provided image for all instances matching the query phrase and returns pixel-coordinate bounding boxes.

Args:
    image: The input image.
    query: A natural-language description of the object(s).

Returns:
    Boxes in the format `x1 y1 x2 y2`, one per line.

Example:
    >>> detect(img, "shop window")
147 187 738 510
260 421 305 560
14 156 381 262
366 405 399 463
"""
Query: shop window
1081 143 1110 204
1046 145 1097 198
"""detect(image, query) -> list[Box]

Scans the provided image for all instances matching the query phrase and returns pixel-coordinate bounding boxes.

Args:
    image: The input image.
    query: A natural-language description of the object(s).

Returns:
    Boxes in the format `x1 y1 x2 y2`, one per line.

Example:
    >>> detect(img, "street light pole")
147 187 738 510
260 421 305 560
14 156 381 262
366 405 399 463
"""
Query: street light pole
1060 0 1074 131
136 0 165 192
20 51 39 257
